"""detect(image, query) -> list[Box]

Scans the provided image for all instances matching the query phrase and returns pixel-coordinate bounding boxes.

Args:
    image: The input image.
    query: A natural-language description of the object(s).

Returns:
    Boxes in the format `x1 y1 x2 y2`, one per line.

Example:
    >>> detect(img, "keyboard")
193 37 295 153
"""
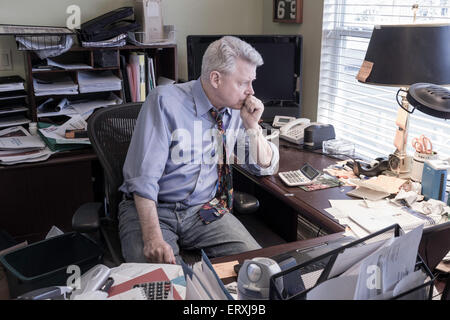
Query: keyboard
133 281 173 300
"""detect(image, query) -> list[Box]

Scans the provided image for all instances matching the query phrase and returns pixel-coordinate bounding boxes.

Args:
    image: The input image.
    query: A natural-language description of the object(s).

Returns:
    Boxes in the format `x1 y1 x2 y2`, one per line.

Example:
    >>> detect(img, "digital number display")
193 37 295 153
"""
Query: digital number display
278 118 291 123
274 0 302 23
301 164 319 180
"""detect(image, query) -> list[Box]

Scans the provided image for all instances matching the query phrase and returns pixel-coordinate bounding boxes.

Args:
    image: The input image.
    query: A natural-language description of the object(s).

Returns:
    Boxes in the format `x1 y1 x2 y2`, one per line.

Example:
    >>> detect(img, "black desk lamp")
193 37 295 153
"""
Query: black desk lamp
357 24 450 175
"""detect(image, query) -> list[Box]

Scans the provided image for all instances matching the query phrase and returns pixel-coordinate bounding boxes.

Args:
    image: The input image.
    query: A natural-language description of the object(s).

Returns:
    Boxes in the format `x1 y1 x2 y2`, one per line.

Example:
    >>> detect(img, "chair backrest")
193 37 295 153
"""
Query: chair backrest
418 221 450 272
87 103 143 221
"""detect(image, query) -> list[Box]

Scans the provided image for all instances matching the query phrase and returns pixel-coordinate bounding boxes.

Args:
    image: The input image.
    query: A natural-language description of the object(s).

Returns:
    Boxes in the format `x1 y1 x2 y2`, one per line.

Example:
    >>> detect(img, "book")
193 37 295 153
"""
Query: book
145 54 153 92
138 52 146 101
126 64 136 102
107 267 182 300
149 57 156 88
119 55 131 102
129 53 141 102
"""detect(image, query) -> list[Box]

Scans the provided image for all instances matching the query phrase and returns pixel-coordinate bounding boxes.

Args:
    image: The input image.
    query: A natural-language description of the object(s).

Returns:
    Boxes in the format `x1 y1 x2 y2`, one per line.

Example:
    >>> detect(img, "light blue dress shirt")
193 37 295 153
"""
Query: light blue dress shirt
120 79 279 206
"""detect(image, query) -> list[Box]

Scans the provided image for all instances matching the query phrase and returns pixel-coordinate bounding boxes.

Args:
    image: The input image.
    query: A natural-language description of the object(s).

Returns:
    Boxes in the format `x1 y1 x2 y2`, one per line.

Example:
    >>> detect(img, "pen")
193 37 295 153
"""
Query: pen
101 277 114 293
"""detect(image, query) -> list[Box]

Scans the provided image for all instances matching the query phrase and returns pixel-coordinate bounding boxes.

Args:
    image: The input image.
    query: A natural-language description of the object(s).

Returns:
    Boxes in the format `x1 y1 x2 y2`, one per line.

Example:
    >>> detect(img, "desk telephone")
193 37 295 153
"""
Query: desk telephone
272 116 311 144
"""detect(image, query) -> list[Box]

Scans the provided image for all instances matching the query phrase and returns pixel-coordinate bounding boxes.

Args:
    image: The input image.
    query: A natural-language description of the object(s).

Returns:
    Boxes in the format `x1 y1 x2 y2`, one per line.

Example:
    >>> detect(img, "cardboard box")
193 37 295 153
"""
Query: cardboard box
134 0 164 43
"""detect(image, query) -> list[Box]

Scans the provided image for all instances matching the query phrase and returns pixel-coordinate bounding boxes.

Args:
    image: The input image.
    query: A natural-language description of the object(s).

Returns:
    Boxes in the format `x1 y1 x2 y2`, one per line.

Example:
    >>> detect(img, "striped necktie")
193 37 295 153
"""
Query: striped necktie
198 109 234 224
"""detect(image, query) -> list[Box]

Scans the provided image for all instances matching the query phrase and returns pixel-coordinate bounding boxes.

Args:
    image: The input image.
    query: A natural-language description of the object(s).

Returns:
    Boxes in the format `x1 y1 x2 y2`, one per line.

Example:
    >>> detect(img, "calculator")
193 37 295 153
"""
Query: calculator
133 281 173 300
278 163 321 187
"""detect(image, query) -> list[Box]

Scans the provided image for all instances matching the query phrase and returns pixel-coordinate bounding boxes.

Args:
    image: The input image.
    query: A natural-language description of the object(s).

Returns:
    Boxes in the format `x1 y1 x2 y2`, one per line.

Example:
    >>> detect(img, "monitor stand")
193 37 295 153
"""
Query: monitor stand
262 101 300 122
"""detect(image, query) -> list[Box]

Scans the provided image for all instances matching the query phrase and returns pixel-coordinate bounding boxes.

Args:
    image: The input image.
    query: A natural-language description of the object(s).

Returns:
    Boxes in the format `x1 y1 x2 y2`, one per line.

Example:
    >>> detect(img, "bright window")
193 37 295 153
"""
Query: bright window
318 0 450 160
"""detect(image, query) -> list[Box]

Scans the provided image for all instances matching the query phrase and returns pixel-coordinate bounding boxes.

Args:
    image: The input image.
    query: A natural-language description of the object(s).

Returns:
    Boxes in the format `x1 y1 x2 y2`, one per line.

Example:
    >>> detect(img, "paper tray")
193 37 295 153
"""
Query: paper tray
269 224 435 300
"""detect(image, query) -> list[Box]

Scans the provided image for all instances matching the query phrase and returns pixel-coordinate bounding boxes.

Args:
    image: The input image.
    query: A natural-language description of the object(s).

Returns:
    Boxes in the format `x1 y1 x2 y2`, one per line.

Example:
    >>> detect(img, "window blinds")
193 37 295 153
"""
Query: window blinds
318 0 450 160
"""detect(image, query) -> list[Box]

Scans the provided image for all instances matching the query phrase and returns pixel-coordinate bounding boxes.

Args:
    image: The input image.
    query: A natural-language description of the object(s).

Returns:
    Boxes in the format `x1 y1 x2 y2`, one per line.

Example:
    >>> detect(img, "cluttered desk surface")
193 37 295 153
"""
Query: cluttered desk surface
236 138 450 241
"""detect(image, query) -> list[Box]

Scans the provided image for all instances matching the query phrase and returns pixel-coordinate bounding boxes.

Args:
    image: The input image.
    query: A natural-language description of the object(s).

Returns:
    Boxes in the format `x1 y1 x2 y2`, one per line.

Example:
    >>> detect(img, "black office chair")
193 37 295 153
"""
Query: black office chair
72 102 260 266
418 221 450 300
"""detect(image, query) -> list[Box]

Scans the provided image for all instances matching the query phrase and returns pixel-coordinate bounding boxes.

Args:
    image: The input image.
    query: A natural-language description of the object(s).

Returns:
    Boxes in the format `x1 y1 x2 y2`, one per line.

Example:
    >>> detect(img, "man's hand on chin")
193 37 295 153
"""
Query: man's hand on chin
240 95 264 130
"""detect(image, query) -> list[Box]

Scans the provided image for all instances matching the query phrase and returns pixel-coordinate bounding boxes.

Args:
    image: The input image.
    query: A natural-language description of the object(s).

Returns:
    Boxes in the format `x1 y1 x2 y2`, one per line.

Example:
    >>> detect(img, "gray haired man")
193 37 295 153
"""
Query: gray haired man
119 36 280 264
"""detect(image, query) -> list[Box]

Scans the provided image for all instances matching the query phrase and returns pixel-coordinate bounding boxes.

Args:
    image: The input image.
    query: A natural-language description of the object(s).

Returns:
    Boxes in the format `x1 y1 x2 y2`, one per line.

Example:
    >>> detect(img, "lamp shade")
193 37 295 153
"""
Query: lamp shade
358 24 450 86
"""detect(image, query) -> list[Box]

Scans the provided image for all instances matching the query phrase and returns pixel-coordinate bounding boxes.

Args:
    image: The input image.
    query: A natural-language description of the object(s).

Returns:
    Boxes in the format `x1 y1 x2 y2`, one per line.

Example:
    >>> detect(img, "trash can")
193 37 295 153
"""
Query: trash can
0 232 103 298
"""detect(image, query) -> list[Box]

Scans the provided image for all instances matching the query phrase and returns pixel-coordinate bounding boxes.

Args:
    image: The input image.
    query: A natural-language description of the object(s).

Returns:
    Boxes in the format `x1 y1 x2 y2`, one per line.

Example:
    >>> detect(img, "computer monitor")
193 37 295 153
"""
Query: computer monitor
186 35 303 121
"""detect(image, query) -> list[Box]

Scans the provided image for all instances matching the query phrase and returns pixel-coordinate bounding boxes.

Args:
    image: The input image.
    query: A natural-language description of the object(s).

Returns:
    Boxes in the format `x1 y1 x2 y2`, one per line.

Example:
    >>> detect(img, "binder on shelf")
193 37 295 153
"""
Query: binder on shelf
119 55 131 102
138 52 146 101
145 55 153 92
149 57 156 89
129 53 141 102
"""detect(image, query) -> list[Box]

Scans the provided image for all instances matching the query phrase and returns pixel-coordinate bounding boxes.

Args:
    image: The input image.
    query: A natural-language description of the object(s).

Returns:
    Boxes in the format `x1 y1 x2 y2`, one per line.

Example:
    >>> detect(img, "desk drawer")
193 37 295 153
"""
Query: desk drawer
297 215 328 240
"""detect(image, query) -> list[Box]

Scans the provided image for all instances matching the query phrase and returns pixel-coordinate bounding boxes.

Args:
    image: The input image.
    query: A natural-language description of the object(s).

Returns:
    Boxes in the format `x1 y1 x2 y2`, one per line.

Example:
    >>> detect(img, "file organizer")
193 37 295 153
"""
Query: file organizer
269 224 435 300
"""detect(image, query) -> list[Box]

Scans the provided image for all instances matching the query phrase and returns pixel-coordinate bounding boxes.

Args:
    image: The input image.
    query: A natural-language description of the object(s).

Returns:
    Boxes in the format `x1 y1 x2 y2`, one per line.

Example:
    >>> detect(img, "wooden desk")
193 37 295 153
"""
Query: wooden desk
211 233 344 284
234 140 353 241
0 149 102 243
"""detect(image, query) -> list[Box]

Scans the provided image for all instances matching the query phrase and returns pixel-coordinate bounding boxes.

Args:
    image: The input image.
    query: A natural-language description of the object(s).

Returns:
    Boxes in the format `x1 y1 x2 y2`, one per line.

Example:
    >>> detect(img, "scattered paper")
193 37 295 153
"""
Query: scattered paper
353 225 423 299
350 175 407 194
307 275 358 300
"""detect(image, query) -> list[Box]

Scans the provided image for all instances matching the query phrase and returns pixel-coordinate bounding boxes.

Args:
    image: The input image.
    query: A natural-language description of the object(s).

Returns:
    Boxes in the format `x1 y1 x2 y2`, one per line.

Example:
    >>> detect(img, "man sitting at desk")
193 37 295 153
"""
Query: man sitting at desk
119 36 279 264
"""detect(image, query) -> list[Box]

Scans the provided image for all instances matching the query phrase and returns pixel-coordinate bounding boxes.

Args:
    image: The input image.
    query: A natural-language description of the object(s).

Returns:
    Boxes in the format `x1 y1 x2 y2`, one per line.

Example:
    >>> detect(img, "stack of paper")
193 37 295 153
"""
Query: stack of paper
325 199 435 239
81 33 127 48
306 226 428 300
0 75 30 128
0 126 52 165
0 76 25 92
33 74 78 96
182 250 234 300
39 115 90 147
46 58 93 70
78 71 122 93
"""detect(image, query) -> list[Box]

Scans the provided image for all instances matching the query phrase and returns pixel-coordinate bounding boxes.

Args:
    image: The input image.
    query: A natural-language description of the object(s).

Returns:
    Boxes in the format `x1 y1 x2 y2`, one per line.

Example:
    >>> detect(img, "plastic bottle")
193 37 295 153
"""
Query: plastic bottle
29 122 38 136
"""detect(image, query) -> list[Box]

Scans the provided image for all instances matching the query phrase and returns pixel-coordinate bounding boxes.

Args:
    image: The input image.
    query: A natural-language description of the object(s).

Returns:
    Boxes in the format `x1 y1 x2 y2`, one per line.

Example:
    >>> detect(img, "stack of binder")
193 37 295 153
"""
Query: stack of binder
78 71 122 94
124 51 157 102
33 74 78 96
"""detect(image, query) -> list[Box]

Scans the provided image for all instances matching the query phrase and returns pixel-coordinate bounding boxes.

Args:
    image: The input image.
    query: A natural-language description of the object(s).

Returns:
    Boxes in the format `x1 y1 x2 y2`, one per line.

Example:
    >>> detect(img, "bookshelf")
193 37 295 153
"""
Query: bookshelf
23 44 177 122
0 44 177 242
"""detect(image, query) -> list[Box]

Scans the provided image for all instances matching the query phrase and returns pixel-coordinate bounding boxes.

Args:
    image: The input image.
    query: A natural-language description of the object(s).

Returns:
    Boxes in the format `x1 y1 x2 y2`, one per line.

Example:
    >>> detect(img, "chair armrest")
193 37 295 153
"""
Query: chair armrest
72 202 102 233
233 191 260 215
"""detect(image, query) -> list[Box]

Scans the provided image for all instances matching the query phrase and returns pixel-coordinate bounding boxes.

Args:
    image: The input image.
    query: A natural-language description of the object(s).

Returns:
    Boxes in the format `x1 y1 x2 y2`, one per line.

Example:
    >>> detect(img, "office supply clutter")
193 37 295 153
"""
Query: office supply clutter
278 163 321 187
421 159 450 202
412 135 433 154
0 75 29 129
237 257 282 300
78 7 140 43
303 123 336 150
0 125 52 165
278 117 310 144
270 225 434 300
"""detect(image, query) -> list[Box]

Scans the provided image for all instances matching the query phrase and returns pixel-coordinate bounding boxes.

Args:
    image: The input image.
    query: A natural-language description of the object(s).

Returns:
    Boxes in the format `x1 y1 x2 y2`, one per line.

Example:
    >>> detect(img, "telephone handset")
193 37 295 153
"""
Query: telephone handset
279 118 311 144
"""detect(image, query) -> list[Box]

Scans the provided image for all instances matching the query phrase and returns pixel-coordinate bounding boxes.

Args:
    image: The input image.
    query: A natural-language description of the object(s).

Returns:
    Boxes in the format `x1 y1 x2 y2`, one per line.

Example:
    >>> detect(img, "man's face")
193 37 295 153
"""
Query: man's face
216 58 256 109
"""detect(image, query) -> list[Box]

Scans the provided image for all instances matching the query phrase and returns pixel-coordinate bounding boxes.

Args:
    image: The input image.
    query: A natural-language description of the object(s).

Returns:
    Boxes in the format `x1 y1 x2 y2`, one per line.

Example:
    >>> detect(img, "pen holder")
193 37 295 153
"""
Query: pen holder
411 151 438 182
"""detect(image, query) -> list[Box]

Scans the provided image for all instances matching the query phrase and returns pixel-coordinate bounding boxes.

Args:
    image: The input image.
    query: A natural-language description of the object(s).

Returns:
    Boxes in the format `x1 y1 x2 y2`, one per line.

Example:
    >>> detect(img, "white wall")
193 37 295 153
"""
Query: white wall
262 0 324 120
0 0 263 80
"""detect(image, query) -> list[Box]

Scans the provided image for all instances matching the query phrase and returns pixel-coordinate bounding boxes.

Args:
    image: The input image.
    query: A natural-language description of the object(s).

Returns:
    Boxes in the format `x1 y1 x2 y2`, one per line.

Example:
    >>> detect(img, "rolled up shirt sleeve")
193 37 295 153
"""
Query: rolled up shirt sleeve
234 130 280 176
119 93 171 202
